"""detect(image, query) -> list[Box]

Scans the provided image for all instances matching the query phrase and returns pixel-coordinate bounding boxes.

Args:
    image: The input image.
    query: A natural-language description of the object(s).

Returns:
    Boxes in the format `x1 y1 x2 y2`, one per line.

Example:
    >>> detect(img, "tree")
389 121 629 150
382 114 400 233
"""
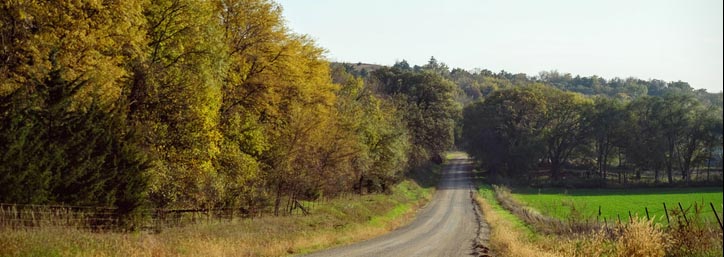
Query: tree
701 108 723 180
586 97 627 180
0 0 150 219
331 65 409 194
539 87 592 180
657 93 698 183
131 0 227 208
371 67 459 167
462 87 547 180
625 96 666 182
0 61 150 223
677 101 710 183
1 0 147 104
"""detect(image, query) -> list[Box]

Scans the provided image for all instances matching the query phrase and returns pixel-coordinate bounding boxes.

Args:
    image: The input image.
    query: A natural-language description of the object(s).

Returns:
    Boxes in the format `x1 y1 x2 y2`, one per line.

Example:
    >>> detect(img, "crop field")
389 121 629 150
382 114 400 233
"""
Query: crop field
511 187 724 225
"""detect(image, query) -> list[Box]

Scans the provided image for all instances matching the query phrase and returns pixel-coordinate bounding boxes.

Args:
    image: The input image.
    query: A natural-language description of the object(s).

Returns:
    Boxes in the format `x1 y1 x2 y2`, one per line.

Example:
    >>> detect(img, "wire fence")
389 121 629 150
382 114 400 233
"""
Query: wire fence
0 198 317 232
0 203 118 230
590 202 724 231
526 168 723 187
494 185 723 237
534 200 723 227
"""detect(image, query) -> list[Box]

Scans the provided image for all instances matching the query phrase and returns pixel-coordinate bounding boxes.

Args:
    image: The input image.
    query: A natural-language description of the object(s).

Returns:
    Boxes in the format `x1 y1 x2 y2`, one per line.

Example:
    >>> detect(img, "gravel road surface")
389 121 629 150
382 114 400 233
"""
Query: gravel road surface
301 157 490 257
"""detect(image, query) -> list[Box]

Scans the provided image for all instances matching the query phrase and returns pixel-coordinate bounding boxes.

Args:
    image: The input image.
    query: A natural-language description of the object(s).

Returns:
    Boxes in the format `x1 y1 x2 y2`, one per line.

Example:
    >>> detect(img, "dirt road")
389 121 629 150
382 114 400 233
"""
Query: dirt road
301 157 490 257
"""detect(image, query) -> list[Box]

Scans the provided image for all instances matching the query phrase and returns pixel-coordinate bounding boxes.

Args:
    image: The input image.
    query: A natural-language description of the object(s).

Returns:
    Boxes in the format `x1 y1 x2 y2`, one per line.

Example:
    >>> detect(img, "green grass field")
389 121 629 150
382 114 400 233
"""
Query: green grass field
511 187 724 225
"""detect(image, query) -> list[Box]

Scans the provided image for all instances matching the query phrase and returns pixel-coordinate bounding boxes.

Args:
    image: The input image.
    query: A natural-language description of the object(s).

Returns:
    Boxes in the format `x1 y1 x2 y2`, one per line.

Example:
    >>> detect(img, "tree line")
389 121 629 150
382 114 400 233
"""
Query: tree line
348 58 722 187
0 0 458 220
460 83 723 185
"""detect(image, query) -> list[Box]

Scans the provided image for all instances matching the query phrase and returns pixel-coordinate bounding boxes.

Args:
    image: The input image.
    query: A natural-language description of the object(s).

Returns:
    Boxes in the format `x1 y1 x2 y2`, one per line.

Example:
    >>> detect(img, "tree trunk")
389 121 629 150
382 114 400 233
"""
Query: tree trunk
635 169 641 180
602 150 609 181
273 181 283 216
666 138 675 184
654 167 660 183
550 160 561 181
357 174 364 194
681 150 690 182
706 151 712 181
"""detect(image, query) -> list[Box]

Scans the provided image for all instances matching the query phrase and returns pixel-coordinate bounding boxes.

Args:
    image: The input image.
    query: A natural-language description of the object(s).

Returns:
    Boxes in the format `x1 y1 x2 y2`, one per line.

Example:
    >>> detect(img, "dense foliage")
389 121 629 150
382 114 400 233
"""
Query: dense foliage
0 0 458 220
460 78 723 185
343 58 722 186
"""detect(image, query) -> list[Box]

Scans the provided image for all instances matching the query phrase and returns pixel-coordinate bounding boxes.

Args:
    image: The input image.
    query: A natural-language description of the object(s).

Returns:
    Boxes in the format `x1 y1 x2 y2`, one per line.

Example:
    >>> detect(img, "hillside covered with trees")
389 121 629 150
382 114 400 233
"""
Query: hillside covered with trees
341 57 723 186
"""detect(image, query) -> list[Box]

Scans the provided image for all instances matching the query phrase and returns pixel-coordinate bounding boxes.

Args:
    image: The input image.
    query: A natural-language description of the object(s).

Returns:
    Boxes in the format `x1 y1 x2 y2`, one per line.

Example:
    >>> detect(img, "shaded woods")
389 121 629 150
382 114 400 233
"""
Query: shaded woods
460 80 723 186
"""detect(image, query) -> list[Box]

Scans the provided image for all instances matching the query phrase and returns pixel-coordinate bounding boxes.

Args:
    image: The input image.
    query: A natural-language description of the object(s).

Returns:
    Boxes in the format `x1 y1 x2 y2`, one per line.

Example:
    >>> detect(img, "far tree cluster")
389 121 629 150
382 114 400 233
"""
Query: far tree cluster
460 84 722 185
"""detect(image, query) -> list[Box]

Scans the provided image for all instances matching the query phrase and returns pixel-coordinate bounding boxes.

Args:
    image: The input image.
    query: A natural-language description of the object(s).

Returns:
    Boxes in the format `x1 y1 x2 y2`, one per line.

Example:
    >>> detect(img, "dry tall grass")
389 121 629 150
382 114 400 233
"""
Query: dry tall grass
480 184 723 257
0 180 433 257
475 194 557 257
615 219 667 257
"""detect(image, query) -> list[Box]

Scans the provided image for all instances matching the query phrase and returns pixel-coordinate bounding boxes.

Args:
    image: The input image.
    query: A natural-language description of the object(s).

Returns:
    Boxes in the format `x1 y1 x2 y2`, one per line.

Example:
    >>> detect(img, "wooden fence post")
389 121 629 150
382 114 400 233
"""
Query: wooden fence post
710 202 723 232
645 207 650 221
663 202 670 225
617 214 621 224
678 202 689 226
628 210 633 223
597 205 601 222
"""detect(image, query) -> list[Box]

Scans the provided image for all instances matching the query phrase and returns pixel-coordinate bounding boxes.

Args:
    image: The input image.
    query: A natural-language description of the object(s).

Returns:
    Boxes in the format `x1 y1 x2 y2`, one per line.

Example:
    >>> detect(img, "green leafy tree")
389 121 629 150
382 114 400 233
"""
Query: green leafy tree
657 93 698 183
462 87 547 180
331 65 409 193
371 67 459 167
625 96 666 182
131 0 227 208
0 62 150 223
539 87 592 180
586 97 627 180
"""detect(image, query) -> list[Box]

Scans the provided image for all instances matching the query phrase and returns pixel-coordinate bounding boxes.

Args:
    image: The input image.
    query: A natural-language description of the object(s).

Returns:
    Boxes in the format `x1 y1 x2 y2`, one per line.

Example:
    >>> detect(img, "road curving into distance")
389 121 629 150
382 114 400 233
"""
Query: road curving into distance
301 157 490 257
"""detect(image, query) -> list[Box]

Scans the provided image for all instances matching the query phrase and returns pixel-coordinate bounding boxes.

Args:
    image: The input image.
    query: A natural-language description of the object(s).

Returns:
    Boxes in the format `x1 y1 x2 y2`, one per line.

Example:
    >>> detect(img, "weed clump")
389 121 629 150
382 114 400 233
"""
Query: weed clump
615 219 667 257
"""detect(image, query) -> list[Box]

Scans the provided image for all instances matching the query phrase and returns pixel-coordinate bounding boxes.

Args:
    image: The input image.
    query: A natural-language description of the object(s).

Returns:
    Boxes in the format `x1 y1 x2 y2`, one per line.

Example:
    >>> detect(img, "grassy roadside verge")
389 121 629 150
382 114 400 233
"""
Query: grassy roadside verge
476 184 723 257
475 185 557 257
0 167 440 257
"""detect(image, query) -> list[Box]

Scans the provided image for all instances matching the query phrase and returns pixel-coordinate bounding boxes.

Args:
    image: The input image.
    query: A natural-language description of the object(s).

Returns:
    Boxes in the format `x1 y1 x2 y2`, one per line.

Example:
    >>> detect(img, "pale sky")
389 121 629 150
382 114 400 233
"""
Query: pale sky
277 0 723 93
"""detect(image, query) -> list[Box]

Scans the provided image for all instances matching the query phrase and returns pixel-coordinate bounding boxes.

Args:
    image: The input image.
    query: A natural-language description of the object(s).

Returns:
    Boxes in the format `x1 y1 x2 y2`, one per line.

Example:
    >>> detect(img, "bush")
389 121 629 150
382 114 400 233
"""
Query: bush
615 219 667 257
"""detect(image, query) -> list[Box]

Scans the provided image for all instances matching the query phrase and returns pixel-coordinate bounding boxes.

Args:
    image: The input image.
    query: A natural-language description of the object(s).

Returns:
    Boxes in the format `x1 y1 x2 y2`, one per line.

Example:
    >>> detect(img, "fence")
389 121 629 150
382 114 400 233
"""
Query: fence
0 203 118 230
527 168 723 187
593 202 723 232
0 199 315 232
492 185 723 235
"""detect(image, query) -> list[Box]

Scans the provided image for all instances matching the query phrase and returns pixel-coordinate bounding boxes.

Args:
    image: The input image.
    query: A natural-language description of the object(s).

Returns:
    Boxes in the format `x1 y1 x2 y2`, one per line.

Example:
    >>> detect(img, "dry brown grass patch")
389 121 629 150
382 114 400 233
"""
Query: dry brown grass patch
475 195 557 257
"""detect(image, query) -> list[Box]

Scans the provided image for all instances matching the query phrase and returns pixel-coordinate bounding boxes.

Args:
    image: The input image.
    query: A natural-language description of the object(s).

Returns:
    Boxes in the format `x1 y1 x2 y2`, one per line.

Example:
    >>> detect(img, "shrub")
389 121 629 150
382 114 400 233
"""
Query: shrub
615 219 667 257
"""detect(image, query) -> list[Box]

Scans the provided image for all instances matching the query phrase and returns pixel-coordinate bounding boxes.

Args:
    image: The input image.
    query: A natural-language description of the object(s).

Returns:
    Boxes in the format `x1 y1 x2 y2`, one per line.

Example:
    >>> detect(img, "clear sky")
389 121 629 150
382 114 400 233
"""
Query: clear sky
277 0 723 92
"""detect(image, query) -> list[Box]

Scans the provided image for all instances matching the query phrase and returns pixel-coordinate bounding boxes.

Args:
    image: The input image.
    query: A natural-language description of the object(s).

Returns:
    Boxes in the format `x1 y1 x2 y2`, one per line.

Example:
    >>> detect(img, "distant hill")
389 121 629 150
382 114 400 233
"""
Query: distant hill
333 62 386 75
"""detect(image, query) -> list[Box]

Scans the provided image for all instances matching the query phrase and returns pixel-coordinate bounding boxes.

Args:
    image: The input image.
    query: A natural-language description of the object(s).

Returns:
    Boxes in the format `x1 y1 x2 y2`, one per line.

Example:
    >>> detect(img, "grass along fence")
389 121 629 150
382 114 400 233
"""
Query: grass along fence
0 185 424 232
0 163 443 234
510 186 723 227
0 197 318 232
492 185 723 256
0 203 118 230
0 180 435 257
494 186 723 232
593 202 723 231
